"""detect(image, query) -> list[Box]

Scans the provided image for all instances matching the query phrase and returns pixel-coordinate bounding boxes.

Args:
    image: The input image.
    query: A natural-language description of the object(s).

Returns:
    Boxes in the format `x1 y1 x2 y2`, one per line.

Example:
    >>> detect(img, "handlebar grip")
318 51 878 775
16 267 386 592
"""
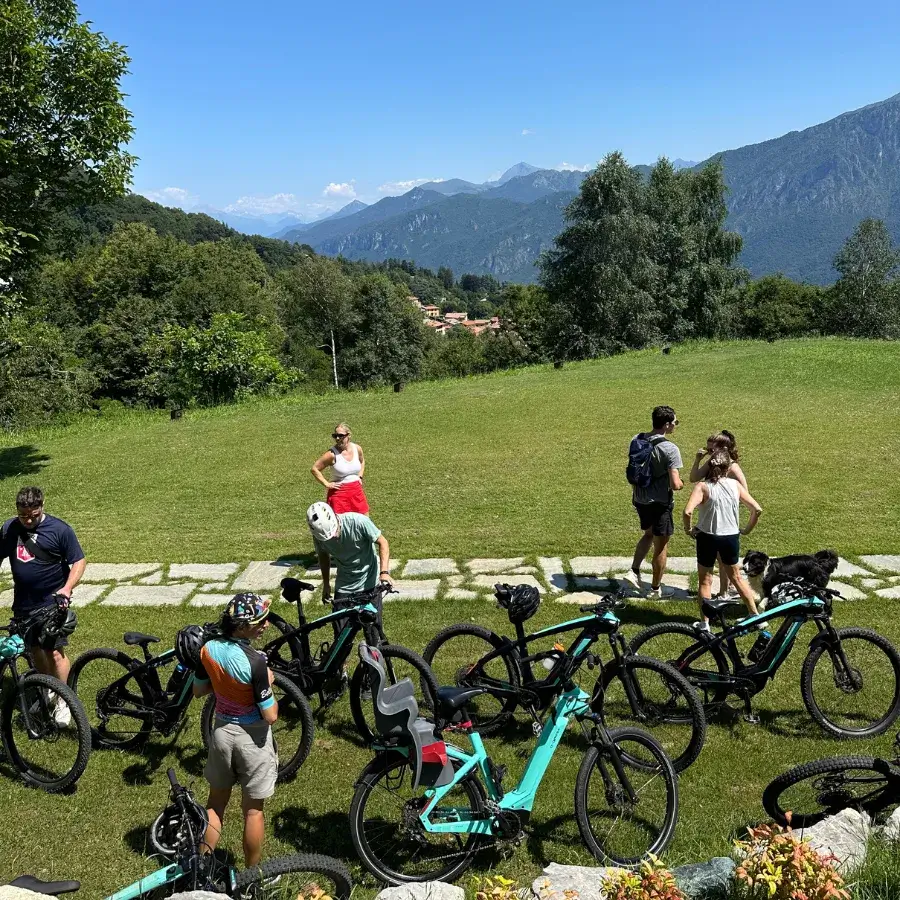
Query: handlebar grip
167 767 179 788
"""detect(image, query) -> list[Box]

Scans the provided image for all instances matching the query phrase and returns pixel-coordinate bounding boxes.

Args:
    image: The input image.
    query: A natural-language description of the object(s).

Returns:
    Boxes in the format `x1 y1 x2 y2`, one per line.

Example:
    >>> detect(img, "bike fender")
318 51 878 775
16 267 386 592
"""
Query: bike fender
355 749 409 786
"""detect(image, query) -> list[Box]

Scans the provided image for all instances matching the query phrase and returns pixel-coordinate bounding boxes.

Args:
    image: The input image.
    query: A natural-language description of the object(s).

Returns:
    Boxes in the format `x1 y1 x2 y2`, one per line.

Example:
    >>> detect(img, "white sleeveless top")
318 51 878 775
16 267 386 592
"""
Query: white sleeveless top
697 479 740 536
330 442 362 484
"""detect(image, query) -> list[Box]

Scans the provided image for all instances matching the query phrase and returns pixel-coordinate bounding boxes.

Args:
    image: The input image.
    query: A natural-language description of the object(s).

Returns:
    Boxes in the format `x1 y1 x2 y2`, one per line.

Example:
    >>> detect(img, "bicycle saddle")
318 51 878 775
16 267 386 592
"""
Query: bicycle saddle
123 631 161 646
701 598 744 619
436 686 488 715
9 875 81 894
281 577 316 601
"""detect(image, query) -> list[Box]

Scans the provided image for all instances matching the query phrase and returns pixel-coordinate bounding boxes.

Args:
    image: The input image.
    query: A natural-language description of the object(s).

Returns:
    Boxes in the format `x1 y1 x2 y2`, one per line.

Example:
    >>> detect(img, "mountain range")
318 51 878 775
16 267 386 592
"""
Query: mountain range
273 92 900 285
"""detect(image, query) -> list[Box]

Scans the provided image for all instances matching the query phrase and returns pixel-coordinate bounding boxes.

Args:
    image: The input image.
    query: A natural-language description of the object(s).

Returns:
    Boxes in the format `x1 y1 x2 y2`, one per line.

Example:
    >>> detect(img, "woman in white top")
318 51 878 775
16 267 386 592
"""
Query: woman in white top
311 422 369 514
683 450 762 625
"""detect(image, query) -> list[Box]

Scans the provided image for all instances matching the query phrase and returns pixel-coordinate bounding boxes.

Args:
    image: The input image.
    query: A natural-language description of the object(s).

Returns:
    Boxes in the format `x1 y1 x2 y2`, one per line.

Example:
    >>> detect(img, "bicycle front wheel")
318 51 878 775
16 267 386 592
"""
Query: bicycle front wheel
802 627 900 738
349 644 439 743
235 853 352 899
350 753 485 884
575 726 678 866
1 672 92 793
597 655 707 772
763 756 897 828
423 623 520 735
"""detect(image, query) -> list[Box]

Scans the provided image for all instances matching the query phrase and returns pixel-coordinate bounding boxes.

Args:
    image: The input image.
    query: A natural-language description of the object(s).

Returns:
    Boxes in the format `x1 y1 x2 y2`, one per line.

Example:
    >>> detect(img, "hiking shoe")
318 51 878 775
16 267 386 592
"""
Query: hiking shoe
622 569 644 593
647 584 675 599
51 696 72 727
692 620 712 633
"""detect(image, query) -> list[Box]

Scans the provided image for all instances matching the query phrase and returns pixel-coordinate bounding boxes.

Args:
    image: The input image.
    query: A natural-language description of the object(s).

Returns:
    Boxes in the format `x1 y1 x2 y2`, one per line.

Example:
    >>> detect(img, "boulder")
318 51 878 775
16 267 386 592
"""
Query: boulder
798 808 871 873
878 805 900 842
673 857 735 899
0 889 50 900
531 862 622 900
376 883 465 900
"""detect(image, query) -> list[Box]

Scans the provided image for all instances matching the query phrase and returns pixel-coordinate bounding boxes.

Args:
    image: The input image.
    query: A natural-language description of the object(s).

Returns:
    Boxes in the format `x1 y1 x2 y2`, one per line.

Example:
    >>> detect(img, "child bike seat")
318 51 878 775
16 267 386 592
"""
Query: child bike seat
123 632 161 646
9 875 81 894
357 643 454 790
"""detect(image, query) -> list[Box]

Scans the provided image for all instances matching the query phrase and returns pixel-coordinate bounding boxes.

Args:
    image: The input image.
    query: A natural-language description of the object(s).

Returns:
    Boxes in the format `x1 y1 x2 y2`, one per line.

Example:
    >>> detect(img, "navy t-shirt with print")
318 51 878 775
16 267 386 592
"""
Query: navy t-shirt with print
0 515 85 614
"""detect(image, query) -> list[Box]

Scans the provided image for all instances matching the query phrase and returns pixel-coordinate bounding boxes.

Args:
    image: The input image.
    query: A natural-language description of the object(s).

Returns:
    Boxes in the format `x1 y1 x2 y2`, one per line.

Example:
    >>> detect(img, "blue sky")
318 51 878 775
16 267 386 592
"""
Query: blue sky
81 0 900 221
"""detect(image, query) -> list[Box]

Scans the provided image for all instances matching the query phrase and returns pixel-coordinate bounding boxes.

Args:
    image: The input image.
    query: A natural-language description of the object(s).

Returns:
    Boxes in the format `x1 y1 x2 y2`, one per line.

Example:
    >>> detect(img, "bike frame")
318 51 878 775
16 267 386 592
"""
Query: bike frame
103 853 238 899
1 616 61 739
677 597 829 695
421 684 597 834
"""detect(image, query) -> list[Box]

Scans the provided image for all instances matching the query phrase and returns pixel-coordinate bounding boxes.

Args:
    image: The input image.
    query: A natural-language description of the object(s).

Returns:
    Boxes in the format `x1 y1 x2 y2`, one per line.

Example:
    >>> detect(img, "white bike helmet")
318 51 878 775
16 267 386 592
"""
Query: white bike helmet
307 501 339 541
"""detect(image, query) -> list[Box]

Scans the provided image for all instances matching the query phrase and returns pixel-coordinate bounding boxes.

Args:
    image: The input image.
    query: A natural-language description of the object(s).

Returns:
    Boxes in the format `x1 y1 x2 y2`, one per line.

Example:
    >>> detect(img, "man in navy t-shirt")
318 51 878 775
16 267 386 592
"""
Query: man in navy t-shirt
0 486 86 687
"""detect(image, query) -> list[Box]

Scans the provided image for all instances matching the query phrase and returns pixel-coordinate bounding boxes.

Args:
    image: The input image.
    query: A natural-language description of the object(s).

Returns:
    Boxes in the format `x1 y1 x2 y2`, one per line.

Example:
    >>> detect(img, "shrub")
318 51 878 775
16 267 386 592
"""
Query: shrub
472 875 522 900
734 821 850 900
601 857 685 900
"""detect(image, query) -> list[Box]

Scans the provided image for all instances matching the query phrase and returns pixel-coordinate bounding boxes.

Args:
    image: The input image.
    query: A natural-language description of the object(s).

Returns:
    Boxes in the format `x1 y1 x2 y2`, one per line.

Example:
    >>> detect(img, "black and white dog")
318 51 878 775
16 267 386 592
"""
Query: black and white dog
741 549 839 608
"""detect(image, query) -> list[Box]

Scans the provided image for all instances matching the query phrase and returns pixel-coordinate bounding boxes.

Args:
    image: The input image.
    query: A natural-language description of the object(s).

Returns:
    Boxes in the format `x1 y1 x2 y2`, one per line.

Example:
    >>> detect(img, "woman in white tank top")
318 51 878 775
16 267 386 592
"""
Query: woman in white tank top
683 450 763 627
311 422 369 514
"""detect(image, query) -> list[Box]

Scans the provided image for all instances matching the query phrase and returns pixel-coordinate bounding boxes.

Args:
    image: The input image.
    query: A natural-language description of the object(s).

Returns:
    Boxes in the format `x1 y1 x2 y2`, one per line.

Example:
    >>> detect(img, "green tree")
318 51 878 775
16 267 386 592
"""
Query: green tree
827 218 900 338
437 266 455 290
341 274 424 388
738 274 823 340
1 0 135 286
500 283 550 359
422 327 486 379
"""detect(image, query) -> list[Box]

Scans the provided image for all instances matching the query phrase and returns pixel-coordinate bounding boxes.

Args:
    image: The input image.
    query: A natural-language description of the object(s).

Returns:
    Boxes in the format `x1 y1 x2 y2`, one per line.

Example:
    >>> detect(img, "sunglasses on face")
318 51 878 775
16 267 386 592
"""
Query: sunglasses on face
332 433 349 439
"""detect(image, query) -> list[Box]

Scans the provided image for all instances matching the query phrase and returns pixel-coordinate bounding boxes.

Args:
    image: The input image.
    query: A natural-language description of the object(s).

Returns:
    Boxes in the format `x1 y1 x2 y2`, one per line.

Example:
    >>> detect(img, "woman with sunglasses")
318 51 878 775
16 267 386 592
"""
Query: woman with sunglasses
311 423 369 514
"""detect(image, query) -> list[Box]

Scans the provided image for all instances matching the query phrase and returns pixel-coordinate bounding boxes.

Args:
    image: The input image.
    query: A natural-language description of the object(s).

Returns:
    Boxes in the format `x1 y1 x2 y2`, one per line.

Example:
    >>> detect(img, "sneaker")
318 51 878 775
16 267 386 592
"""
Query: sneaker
51 696 72 727
647 584 675 599
622 568 644 593
692 620 712 633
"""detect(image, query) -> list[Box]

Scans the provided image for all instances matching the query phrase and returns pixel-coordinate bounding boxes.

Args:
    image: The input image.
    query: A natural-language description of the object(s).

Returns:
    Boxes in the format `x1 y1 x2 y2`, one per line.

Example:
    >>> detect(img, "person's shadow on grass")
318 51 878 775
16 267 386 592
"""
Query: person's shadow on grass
272 806 355 859
0 445 50 481
120 738 206 786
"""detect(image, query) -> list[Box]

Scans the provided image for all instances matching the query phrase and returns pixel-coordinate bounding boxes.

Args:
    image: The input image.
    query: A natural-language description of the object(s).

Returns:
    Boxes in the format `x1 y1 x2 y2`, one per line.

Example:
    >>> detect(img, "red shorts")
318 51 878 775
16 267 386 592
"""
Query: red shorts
326 480 369 514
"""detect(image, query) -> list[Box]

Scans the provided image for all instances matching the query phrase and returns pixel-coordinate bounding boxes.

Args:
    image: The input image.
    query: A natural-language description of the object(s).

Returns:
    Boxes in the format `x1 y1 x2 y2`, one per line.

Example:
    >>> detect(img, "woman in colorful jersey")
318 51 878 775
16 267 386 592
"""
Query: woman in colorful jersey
193 593 277 867
311 422 369 514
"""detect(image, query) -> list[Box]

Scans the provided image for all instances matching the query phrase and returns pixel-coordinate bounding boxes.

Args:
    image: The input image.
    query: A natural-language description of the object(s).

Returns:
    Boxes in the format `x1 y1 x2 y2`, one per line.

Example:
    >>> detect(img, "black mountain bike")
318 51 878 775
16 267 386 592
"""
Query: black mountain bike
763 730 900 828
629 582 900 737
1 602 91 792
423 586 706 772
6 767 353 898
69 625 314 782
252 578 438 742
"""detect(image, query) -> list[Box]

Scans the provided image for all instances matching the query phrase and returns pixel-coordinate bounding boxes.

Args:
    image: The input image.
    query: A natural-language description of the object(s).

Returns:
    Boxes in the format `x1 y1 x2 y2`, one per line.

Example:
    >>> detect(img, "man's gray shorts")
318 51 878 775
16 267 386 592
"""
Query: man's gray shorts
205 720 277 800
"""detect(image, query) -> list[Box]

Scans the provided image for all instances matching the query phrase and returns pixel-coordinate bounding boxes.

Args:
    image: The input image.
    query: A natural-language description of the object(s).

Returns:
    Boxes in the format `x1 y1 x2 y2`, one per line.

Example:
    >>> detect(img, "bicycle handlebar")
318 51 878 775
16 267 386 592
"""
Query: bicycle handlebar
167 767 179 789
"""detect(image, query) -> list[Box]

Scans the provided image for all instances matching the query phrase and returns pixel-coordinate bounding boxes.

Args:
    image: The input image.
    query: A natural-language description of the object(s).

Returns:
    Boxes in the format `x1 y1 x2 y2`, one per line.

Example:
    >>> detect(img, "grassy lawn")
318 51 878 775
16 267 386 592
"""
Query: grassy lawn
1 338 900 897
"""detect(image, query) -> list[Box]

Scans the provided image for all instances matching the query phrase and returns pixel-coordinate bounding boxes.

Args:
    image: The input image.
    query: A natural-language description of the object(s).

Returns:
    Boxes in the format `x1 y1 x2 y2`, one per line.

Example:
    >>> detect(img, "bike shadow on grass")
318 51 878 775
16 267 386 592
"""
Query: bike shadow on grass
273 806 356 860
119 737 207 787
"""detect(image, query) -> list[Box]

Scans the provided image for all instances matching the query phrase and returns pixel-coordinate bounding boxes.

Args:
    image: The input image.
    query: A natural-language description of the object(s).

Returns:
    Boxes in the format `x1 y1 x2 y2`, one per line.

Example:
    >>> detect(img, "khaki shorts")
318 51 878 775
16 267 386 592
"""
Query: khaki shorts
205 720 277 800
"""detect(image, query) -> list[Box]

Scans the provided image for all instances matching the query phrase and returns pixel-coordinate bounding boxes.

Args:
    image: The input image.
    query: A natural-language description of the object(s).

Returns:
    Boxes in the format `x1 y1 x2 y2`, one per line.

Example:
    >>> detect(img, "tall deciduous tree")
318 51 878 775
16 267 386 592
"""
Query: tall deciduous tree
1 0 135 286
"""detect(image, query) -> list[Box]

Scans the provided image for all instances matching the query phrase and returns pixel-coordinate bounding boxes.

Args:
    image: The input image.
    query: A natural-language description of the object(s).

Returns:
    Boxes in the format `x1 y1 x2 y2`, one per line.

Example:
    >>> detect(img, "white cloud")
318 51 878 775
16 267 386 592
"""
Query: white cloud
225 193 305 215
377 177 442 195
558 161 592 172
323 181 357 199
139 187 200 210
521 128 534 136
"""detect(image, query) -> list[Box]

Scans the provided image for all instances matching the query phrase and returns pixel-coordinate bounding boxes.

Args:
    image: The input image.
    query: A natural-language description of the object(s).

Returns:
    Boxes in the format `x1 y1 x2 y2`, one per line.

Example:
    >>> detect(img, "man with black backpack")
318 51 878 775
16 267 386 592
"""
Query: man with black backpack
624 406 683 598
0 487 85 713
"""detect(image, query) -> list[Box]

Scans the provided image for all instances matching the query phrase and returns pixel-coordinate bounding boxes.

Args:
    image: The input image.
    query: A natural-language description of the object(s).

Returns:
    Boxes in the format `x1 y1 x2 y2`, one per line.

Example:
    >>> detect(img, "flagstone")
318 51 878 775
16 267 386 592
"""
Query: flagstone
555 591 607 604
189 592 236 607
467 558 525 574
383 579 441 600
508 566 537 575
83 563 161 582
861 579 885 590
402 558 459 577
875 586 900 599
70 583 111 606
829 581 867 601
569 557 633 575
102 584 197 606
612 572 693 600
662 557 698 574
574 576 618 591
233 560 296 591
198 582 229 592
472 574 543 592
446 575 464 587
138 571 163 585
446 588 480 600
169 563 238 581
834 558 874 578
0 589 12 607
860 556 900 573
538 557 567 593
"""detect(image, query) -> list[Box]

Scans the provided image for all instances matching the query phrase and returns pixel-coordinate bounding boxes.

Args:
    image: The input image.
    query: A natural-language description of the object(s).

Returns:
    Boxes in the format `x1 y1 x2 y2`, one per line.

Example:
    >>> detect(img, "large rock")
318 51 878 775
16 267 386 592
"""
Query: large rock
0 888 51 900
673 858 735 899
376 883 465 900
798 808 871 872
878 805 900 841
531 862 622 900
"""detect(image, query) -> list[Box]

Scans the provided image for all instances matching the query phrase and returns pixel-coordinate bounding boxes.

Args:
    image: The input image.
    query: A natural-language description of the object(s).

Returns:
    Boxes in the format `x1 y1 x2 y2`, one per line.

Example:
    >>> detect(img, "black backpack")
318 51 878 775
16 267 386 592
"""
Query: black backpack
626 434 667 488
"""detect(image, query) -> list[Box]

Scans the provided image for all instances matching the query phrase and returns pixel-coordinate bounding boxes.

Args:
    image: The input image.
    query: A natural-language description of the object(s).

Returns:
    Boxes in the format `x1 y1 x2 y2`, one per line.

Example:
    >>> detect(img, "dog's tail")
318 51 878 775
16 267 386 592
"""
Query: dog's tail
814 549 839 574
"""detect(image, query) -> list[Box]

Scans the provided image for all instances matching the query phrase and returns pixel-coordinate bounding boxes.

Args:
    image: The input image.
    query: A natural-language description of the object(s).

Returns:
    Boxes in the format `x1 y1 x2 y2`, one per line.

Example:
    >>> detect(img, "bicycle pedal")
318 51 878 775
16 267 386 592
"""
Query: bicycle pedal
743 712 760 725
532 721 542 736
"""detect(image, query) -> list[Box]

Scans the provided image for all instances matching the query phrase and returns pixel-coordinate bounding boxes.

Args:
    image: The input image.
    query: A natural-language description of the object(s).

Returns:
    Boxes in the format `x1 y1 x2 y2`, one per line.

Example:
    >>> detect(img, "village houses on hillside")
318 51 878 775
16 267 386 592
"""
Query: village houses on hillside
409 296 501 336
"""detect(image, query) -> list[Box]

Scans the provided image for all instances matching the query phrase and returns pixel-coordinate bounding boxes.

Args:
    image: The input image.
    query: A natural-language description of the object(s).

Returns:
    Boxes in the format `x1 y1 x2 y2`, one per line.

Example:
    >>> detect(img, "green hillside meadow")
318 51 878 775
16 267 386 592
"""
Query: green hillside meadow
3 338 900 898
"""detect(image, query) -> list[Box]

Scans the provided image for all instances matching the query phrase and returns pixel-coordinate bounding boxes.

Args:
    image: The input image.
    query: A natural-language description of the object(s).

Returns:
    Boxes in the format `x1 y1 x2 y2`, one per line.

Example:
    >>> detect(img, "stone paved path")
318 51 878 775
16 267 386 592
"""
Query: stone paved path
2 554 898 608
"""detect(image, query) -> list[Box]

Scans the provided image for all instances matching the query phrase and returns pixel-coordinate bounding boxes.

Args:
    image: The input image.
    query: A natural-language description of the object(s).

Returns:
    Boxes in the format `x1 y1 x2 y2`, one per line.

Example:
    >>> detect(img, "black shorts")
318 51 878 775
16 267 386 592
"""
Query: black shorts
11 610 70 652
696 532 740 569
633 501 674 537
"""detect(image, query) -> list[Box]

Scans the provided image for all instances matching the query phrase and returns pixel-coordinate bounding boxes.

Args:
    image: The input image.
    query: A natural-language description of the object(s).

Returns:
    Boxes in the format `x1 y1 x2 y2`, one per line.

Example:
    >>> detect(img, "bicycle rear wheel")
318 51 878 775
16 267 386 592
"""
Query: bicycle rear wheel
1 673 92 793
68 647 154 750
235 853 352 899
575 726 678 866
597 655 707 772
763 756 898 828
423 623 520 735
350 753 485 884
802 627 900 738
